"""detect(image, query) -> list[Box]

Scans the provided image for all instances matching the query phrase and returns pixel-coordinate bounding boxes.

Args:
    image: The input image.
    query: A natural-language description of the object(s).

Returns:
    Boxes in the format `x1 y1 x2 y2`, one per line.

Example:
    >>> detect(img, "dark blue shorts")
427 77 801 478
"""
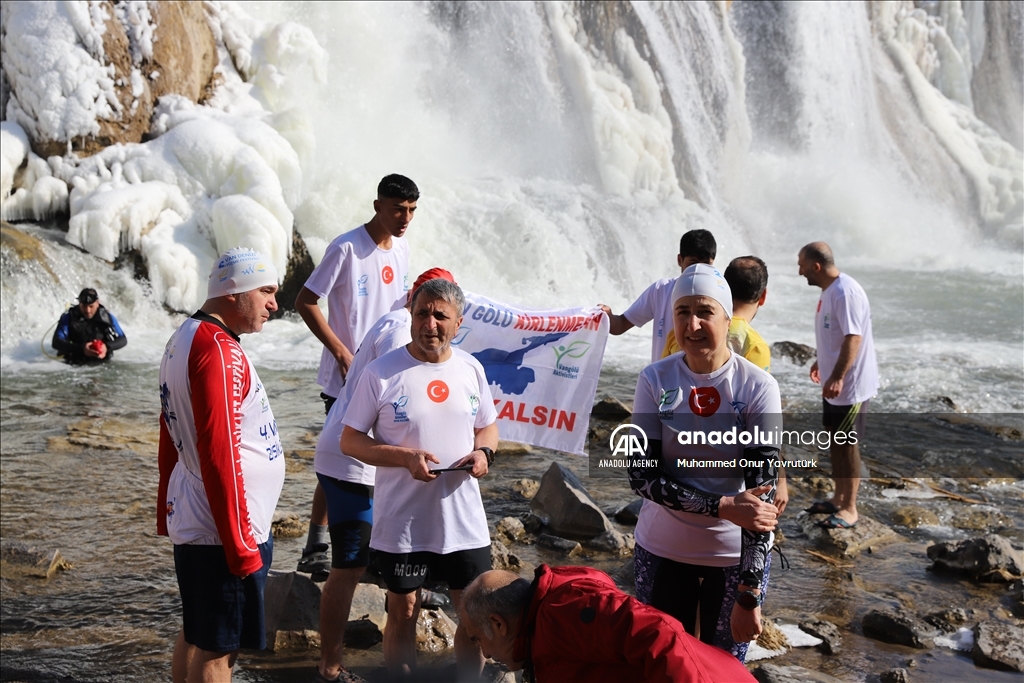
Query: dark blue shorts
373 546 492 594
174 537 273 652
317 473 374 569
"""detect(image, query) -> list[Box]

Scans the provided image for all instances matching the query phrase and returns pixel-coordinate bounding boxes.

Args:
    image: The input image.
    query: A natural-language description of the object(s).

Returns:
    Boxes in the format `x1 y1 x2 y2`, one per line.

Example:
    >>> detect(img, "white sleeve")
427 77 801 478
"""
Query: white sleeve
341 366 382 434
631 368 662 440
474 362 498 428
303 239 349 299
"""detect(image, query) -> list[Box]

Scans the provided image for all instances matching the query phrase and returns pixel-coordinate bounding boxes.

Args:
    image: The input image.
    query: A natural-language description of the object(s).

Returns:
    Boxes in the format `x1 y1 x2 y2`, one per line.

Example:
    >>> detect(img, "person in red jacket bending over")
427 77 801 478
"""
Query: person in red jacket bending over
459 565 755 683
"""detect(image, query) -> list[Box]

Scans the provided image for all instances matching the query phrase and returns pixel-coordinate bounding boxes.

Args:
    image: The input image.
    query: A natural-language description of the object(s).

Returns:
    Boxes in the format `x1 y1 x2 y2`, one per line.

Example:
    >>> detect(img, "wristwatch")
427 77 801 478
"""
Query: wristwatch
477 446 495 465
735 590 763 611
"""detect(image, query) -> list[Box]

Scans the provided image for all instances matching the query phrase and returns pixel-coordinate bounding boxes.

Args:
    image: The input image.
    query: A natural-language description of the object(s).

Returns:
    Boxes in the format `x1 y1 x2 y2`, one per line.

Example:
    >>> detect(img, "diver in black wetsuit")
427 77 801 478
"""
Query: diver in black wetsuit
52 288 127 364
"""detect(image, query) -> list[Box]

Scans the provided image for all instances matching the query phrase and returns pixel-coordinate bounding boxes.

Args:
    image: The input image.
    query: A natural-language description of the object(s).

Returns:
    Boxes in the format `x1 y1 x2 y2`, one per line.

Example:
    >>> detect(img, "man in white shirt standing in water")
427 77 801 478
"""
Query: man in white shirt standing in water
295 174 418 576
342 278 498 680
311 268 456 683
798 242 879 529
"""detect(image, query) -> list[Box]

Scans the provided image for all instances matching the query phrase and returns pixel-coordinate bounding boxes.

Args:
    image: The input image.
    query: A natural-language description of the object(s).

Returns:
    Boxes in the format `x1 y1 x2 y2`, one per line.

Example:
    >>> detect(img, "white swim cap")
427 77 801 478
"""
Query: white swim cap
207 247 279 299
671 263 732 318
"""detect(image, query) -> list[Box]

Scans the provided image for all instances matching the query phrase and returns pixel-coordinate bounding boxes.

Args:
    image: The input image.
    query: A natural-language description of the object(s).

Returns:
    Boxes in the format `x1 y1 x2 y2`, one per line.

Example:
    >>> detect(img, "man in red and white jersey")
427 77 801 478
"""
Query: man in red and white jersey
157 247 285 683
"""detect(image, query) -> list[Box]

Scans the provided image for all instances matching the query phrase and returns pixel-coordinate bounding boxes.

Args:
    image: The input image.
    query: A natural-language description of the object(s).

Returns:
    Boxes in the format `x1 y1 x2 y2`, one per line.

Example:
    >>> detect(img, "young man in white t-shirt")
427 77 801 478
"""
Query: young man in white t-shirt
341 279 498 680
295 174 418 576
798 242 879 529
600 229 717 363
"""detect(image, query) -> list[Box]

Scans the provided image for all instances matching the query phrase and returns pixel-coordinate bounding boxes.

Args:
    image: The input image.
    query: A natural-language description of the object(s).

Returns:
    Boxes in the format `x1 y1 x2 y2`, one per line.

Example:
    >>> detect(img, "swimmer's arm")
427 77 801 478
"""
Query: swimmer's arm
626 440 721 516
627 441 777 532
296 286 354 377
738 447 779 588
823 334 861 399
598 305 634 335
341 425 439 482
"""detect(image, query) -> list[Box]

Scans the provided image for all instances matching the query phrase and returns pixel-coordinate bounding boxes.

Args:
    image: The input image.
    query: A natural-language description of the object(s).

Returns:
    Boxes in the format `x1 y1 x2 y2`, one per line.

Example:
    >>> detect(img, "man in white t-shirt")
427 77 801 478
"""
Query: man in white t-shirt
341 279 498 680
798 242 879 529
311 268 455 683
295 174 418 576
600 229 717 363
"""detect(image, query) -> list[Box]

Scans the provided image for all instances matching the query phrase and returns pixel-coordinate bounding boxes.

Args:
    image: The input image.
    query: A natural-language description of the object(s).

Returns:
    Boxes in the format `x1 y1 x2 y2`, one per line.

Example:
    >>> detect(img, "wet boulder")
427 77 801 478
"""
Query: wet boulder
891 505 939 528
923 608 968 632
590 396 632 421
583 529 632 555
264 571 322 650
416 608 457 653
798 513 900 557
490 539 524 573
880 669 910 683
511 478 540 500
614 498 643 525
771 341 816 366
494 517 526 545
972 621 1024 671
862 609 934 649
531 462 615 538
753 663 847 683
799 619 842 655
0 542 70 580
926 534 1023 582
270 511 305 538
536 533 582 557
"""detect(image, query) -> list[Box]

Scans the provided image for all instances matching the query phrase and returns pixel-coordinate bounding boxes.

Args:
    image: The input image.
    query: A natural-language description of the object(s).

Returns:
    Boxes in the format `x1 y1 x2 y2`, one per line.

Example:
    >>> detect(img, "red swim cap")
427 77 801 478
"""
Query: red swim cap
408 268 456 303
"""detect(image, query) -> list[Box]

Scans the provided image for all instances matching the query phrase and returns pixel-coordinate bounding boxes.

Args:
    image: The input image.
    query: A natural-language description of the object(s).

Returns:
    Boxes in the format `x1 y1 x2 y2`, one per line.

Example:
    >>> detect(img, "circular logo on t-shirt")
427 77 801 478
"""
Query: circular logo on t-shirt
688 387 721 417
382 265 394 284
427 380 449 403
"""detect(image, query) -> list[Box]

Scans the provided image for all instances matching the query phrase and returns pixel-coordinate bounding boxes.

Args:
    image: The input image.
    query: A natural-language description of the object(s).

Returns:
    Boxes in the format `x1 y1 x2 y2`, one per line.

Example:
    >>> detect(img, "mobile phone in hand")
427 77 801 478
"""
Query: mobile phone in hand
429 464 474 474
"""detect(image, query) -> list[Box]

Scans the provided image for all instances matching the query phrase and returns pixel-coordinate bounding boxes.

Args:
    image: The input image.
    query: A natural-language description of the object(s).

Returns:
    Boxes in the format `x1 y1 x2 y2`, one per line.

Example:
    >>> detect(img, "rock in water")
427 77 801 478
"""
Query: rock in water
590 396 632 421
614 498 643 525
880 669 910 683
972 622 1024 672
494 517 526 545
799 619 842 655
862 609 934 649
798 513 900 557
753 663 847 683
771 341 816 366
531 462 615 538
490 539 524 572
0 542 70 579
263 571 321 651
536 534 582 557
271 511 305 538
926 534 1023 582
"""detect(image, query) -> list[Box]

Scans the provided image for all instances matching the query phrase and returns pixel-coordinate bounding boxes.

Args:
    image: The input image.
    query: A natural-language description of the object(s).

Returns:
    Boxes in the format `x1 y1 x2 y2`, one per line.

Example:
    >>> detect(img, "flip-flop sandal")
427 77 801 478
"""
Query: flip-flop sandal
816 514 857 529
804 500 840 515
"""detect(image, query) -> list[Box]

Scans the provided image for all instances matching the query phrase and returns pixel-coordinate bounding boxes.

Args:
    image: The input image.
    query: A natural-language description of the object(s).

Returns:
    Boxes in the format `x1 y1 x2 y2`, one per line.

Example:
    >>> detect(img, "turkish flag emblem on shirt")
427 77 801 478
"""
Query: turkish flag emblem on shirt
427 380 449 403
382 265 395 284
689 387 721 417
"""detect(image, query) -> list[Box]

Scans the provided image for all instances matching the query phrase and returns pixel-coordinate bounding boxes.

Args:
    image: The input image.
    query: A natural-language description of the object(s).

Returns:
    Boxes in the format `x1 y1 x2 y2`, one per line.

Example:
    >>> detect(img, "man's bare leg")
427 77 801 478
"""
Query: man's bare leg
318 566 365 679
383 589 421 677
171 629 194 683
451 589 485 679
830 442 860 525
188 647 237 682
312 483 328 527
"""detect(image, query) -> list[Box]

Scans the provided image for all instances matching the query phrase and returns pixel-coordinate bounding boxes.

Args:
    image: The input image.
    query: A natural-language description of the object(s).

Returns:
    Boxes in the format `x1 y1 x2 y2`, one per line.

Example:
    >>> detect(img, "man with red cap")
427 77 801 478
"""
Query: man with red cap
312 268 456 683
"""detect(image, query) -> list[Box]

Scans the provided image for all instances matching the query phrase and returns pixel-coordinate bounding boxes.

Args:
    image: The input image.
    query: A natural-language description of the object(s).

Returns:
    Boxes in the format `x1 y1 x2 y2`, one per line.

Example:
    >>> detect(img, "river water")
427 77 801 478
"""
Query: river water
1 243 1022 680
3 0 1024 679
